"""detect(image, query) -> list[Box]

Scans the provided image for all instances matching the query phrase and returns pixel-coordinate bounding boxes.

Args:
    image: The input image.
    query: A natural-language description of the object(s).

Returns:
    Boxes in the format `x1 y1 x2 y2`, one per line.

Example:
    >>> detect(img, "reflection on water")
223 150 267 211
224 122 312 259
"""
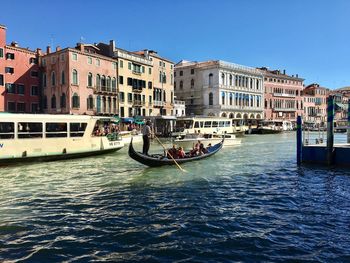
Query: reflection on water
0 132 350 262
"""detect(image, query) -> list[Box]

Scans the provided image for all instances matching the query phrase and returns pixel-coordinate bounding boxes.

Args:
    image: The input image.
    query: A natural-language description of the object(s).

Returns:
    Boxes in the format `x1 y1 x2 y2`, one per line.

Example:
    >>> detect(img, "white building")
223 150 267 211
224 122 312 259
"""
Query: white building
173 99 186 117
174 60 264 124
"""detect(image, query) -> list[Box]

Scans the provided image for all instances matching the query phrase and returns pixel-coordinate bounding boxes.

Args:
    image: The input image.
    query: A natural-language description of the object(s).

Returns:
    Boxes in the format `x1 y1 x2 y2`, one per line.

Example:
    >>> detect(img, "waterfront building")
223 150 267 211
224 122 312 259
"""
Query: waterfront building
258 67 304 125
0 25 40 113
331 87 350 122
174 60 264 125
302 83 329 126
173 100 186 117
41 43 118 115
97 41 175 118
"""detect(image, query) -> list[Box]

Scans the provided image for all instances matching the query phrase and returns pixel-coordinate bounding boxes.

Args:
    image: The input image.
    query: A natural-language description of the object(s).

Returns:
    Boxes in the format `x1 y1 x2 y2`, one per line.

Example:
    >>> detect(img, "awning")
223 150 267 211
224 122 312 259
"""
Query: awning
112 116 120 124
121 117 134 123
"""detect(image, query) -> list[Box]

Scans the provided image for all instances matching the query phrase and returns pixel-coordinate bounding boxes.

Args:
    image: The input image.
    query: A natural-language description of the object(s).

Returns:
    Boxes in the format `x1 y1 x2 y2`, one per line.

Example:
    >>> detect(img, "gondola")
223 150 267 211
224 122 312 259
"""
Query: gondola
128 138 224 167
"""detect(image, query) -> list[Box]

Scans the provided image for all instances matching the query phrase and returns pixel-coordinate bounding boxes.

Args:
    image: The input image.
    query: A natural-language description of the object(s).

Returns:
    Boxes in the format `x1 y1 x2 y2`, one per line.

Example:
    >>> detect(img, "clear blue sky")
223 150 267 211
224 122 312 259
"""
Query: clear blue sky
2 0 349 89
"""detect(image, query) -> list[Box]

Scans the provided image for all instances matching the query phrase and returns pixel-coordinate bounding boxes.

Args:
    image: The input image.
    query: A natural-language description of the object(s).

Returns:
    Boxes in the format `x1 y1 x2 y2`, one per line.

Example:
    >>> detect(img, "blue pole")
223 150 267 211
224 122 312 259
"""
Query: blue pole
327 95 335 166
348 99 350 143
297 115 302 165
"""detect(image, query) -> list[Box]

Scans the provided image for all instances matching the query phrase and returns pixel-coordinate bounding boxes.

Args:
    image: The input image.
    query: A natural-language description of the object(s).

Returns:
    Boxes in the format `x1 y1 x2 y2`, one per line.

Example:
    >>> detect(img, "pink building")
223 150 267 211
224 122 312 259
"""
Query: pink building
258 67 304 124
303 83 329 126
0 25 40 113
41 43 118 115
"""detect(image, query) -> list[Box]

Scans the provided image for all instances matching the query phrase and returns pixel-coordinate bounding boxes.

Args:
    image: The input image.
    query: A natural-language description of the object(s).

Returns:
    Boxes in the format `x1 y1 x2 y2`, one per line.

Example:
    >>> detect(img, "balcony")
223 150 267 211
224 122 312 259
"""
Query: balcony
273 107 297 112
273 93 296 98
133 100 142 107
132 70 142 75
153 100 165 108
132 87 143 93
93 86 117 95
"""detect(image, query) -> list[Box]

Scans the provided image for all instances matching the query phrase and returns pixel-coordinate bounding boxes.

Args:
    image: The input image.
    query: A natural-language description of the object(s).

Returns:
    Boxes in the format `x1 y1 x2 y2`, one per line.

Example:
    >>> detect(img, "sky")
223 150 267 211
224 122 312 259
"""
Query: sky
2 0 350 89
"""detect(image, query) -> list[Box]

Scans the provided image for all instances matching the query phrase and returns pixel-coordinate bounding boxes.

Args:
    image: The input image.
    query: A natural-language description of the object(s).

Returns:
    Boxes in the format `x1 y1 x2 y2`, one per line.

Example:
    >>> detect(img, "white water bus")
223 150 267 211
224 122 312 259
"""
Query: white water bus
0 114 124 164
172 117 241 137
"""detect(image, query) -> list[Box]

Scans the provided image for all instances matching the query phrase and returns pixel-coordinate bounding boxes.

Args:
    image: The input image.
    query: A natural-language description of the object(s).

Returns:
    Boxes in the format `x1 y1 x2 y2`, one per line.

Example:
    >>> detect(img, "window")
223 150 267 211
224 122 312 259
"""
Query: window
31 71 38 77
51 95 56 108
209 92 213 105
191 68 194 74
43 73 47 88
46 122 67 138
51 71 56 86
72 69 78 85
191 79 194 89
96 59 100 66
148 81 152 89
180 71 183 76
0 122 15 139
5 67 14 74
17 84 25 95
88 57 92 64
149 67 152 74
6 83 16 93
72 93 80 108
96 74 101 88
31 86 39 96
112 78 116 92
119 76 124 85
119 92 125 102
43 96 47 109
128 93 132 102
128 62 131 70
0 48 3 58
113 62 117 69
60 93 66 108
180 80 183 89
61 70 65 85
29 57 38 64
87 95 94 110
70 123 87 137
72 53 78 60
18 122 43 138
209 73 213 87
6 53 15 60
61 54 65 61
8 102 16 112
0 74 3 86
17 103 25 112
204 121 211 128
142 66 145 73
31 103 39 113
221 92 225 105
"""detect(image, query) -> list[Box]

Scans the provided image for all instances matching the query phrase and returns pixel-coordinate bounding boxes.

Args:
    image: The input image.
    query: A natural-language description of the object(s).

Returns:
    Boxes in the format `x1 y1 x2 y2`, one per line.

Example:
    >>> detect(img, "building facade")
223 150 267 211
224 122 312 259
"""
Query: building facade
302 83 329 125
41 43 118 115
174 60 264 123
0 25 40 113
258 67 304 124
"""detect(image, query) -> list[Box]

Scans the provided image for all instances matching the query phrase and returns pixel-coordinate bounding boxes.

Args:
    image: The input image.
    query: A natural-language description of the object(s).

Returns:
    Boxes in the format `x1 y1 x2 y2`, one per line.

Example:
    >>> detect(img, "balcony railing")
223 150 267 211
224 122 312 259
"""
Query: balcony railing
94 86 117 94
132 87 143 93
273 93 296 98
273 107 297 112
153 100 165 107
133 100 142 107
132 70 142 75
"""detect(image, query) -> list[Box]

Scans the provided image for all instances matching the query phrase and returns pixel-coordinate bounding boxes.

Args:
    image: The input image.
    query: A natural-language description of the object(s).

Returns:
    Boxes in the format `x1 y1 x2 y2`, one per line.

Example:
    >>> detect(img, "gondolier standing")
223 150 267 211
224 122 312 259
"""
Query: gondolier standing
142 120 152 155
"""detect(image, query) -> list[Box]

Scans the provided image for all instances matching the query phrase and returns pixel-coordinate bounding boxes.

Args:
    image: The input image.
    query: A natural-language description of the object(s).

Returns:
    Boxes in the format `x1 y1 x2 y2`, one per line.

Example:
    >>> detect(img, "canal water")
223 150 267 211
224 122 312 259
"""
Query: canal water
1 132 350 262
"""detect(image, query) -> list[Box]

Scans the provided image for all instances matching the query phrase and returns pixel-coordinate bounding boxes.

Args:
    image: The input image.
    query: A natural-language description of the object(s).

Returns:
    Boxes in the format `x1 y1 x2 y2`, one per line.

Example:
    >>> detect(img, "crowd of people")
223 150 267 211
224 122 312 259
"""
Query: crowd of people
93 123 119 137
166 140 209 159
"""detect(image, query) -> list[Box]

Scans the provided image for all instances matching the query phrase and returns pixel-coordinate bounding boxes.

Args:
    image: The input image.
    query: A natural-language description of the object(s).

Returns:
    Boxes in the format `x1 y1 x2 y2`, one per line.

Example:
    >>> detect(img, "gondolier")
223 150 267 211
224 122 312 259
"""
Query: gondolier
142 120 152 155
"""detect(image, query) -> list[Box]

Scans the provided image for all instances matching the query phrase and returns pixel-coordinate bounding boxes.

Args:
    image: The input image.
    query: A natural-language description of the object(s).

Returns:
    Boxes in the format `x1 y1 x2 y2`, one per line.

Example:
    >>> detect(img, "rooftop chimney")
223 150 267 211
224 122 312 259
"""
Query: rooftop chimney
56 46 61 51
46 46 51 54
109 40 115 56
36 48 42 56
296 74 299 78
11 41 18 47
283 69 286 75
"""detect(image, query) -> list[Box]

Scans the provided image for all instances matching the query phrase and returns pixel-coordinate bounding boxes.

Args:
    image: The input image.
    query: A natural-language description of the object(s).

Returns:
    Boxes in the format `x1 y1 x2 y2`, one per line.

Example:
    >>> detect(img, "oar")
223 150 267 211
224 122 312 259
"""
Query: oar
153 134 187 173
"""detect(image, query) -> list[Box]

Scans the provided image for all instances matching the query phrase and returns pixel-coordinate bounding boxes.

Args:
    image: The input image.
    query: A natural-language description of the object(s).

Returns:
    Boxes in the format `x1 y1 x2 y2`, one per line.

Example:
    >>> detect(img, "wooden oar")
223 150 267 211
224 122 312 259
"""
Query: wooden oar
153 134 187 173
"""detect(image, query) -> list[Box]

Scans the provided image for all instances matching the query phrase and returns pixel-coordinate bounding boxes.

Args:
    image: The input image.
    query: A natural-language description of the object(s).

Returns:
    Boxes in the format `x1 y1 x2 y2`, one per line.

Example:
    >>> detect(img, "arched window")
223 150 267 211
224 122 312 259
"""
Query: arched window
229 74 232 86
229 93 233 105
209 73 213 87
96 95 101 113
163 90 166 102
88 73 93 87
191 79 194 89
229 113 234 118
96 74 101 89
72 93 80 108
51 94 56 109
107 76 111 91
72 69 78 85
61 70 65 85
112 77 116 92
256 79 260 89
221 73 225 85
209 92 213 106
221 112 227 117
60 93 66 108
101 75 106 90
180 80 183 89
43 73 47 88
221 92 225 105
51 71 56 86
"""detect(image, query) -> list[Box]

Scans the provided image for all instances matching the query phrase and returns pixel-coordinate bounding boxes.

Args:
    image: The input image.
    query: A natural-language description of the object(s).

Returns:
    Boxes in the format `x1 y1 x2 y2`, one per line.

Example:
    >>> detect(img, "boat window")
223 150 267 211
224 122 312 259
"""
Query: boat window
175 120 194 131
212 121 219 127
204 121 211 128
199 121 204 128
70 122 87 137
194 121 199 128
0 122 14 139
46 122 67 138
18 122 43 138
225 121 231 127
219 121 225 127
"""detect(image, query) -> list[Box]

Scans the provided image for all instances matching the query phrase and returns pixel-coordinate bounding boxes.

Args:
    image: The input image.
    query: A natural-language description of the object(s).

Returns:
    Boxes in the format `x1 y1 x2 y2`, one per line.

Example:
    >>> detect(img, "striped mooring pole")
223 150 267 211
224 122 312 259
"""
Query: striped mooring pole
327 95 335 166
296 115 302 166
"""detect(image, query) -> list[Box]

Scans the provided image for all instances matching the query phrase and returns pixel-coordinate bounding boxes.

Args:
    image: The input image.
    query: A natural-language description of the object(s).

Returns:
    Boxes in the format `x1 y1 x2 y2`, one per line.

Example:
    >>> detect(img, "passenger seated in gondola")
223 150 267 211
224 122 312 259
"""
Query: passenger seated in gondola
199 143 208 155
167 144 178 159
177 146 185 158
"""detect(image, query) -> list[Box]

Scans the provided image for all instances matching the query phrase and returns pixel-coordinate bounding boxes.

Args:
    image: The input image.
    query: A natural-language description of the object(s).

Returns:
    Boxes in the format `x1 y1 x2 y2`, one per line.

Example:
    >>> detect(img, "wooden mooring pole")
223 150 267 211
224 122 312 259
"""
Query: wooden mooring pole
296 116 302 166
326 95 335 166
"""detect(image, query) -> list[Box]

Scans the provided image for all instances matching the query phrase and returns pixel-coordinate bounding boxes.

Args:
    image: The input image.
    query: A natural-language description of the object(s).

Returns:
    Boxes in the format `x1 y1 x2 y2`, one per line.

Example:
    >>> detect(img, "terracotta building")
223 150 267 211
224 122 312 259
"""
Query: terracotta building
41 43 118 115
302 83 329 126
0 25 40 113
258 67 304 124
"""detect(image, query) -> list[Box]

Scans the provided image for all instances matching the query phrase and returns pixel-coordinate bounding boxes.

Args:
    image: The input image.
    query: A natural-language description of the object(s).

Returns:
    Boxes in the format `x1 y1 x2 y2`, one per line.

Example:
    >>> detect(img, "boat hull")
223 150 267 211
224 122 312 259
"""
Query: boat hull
246 128 282 135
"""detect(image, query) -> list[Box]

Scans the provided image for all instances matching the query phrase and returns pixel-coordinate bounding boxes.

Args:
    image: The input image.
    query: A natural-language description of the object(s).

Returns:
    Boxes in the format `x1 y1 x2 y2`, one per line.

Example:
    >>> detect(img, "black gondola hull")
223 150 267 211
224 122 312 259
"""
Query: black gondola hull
128 139 223 167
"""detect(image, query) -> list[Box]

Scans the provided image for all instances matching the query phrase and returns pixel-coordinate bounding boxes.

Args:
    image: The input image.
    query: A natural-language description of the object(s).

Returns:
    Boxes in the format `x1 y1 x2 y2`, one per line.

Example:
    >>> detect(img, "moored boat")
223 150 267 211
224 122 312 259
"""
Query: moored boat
128 138 223 167
0 113 124 164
